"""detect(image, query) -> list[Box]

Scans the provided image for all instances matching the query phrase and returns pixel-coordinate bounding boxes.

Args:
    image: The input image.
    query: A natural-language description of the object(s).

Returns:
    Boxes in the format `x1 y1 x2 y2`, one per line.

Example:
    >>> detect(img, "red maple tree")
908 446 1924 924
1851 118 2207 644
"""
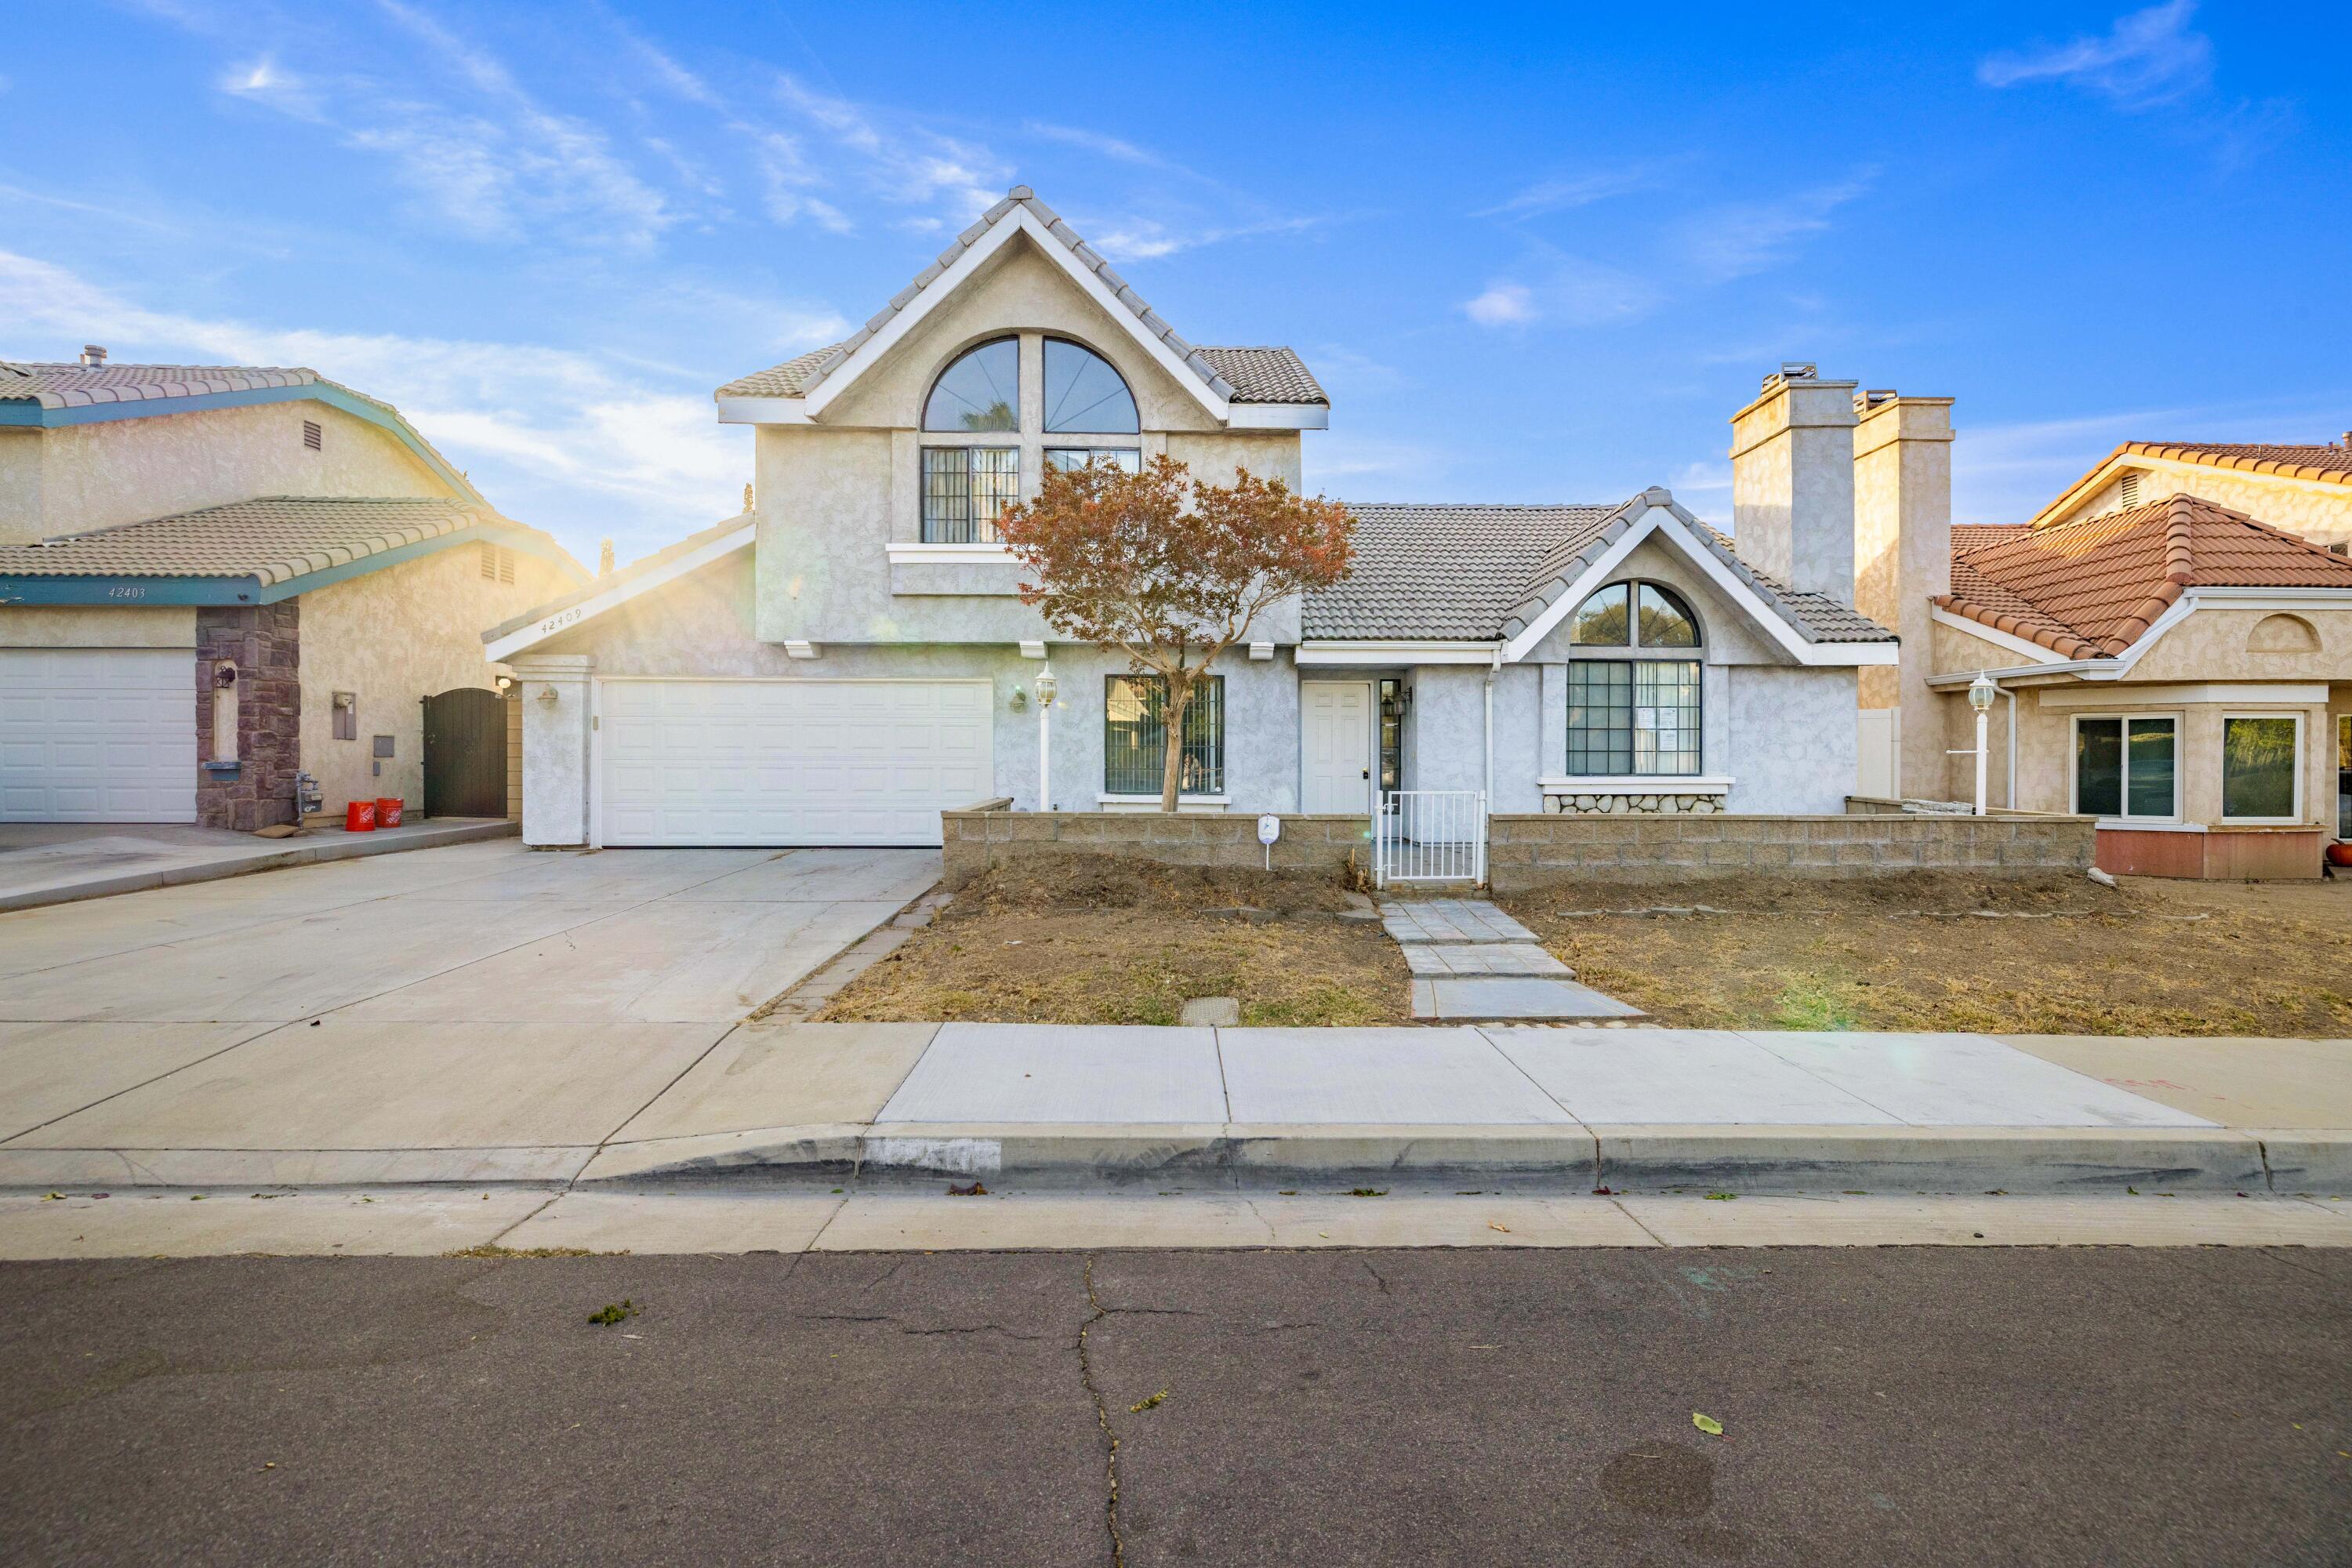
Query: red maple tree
996 456 1354 812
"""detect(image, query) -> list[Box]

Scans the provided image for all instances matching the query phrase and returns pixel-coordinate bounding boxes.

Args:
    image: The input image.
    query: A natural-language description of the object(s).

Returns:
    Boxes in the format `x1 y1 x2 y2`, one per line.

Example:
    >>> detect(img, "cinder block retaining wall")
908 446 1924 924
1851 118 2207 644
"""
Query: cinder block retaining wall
1485 811 2097 891
942 803 1371 889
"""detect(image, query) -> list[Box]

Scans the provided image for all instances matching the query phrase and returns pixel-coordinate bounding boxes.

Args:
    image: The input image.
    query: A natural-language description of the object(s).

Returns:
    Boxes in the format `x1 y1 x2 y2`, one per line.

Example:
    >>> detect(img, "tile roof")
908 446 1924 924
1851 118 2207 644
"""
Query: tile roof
0 496 546 587
2121 440 2352 483
1305 503 1616 639
1940 492 2352 659
713 187 1327 409
1303 494 1896 645
0 359 394 416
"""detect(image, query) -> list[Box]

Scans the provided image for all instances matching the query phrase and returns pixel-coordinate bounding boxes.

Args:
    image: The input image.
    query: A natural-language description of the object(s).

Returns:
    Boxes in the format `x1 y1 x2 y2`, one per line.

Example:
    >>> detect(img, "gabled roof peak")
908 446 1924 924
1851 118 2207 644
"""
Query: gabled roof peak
713 187 1326 414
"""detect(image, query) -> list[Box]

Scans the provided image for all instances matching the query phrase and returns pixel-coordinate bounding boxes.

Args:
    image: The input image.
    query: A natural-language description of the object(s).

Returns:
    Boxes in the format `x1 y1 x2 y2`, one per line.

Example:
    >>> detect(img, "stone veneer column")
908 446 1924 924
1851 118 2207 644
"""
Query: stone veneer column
195 600 301 830
506 653 597 846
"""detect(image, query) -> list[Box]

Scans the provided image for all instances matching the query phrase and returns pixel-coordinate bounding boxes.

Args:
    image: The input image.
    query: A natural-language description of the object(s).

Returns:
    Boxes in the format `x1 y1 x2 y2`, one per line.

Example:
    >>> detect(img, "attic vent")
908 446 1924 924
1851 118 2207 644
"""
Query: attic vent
478 543 516 584
302 419 323 451
2118 471 2142 510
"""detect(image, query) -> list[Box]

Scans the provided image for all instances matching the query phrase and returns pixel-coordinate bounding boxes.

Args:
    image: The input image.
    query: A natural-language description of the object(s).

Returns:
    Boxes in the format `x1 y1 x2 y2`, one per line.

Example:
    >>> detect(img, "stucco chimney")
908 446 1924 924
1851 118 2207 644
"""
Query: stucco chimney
1852 390 1955 797
1729 364 1859 604
79 344 107 367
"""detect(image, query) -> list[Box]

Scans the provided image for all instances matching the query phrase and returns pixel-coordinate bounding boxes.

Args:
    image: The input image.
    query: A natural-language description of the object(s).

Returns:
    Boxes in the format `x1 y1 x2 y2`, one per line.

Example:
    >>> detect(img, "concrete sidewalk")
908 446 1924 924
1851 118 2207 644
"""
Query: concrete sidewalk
0 818 518 912
5 1017 2346 1196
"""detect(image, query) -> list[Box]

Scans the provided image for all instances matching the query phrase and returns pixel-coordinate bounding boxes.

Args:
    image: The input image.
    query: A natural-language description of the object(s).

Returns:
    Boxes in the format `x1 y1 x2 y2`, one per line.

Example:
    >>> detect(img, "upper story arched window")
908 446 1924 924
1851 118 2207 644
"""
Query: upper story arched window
923 337 1019 432
1569 580 1700 648
1043 338 1138 434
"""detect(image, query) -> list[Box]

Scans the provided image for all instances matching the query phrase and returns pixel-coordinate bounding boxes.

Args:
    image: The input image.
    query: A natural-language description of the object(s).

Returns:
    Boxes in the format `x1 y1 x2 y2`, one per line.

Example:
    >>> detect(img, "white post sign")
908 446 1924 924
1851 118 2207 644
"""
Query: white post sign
1257 813 1279 869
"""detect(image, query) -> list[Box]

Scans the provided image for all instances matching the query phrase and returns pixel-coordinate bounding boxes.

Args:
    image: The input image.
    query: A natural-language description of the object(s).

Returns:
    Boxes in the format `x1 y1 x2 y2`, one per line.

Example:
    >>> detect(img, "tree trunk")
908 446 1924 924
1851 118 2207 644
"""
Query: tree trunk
1159 679 1192 814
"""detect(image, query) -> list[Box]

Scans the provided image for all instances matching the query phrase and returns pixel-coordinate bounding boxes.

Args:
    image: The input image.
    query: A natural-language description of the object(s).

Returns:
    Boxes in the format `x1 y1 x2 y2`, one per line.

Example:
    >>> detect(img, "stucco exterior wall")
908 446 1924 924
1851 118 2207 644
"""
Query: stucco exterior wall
1852 397 1953 796
751 234 1303 649
1 400 456 545
2053 460 2352 549
296 541 569 815
517 552 1306 841
0 605 196 648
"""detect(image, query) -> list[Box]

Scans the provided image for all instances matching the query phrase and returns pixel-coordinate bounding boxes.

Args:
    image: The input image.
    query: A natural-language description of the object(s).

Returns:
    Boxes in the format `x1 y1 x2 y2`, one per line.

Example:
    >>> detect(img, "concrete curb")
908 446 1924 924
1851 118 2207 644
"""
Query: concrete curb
9 1127 2346 1196
0 819 519 913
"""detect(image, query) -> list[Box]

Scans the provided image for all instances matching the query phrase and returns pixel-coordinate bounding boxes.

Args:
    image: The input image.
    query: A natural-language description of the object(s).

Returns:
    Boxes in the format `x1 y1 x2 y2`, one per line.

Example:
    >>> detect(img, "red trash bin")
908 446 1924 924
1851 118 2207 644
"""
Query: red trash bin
344 800 376 832
376 797 405 828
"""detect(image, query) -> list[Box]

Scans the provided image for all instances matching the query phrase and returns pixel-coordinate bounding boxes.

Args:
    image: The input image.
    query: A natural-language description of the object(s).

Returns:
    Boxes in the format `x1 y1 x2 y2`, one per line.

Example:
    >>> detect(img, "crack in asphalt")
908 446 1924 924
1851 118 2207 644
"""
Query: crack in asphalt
1076 1253 1125 1568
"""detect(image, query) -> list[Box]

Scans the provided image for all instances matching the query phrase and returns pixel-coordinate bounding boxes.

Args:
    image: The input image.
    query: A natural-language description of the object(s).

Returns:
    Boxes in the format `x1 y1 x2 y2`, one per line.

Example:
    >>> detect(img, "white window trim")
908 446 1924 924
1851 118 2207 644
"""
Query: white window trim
887 542 1018 565
1539 775 1732 794
2067 712 2184 825
1564 647 1707 781
1098 793 1230 814
2219 710 2306 825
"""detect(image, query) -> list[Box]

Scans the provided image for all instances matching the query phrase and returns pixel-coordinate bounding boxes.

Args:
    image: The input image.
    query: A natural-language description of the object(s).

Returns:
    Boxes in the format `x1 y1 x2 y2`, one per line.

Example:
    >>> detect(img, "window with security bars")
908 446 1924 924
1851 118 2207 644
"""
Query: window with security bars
1104 675 1224 796
1567 660 1701 775
921 447 1019 542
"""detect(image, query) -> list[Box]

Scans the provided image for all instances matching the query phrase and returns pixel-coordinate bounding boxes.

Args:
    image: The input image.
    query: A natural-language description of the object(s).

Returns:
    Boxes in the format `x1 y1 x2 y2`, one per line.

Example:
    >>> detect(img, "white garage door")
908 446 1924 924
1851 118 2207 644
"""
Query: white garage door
0 648 196 823
600 679 993 846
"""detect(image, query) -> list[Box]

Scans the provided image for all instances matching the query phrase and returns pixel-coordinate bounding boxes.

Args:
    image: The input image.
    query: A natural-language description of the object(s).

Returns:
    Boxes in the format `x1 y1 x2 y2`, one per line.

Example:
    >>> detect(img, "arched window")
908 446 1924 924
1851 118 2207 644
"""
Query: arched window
923 338 1019 432
1043 338 1138 433
1566 580 1704 777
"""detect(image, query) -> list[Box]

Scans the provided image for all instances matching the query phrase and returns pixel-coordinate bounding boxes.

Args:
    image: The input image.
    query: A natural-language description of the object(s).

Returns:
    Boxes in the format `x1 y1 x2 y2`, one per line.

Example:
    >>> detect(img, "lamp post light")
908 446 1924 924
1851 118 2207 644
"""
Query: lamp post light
1966 671 1998 816
1033 662 1058 813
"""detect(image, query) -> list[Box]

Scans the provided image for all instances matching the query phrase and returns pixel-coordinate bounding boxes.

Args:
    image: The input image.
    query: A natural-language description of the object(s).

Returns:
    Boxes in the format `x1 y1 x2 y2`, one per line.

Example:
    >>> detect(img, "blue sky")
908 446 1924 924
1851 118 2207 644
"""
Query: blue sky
3 2 2346 566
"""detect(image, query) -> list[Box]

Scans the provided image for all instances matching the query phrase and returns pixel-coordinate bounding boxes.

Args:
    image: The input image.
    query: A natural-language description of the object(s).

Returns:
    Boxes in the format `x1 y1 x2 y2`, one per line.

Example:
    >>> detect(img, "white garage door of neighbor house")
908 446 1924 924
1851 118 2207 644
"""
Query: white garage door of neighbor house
0 648 196 823
599 679 993 846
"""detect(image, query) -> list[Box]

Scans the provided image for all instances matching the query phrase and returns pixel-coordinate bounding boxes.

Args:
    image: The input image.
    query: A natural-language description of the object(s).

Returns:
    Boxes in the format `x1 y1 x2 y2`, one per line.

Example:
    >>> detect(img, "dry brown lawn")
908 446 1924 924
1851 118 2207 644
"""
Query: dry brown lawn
822 852 2352 1036
819 855 1410 1027
1497 872 2352 1037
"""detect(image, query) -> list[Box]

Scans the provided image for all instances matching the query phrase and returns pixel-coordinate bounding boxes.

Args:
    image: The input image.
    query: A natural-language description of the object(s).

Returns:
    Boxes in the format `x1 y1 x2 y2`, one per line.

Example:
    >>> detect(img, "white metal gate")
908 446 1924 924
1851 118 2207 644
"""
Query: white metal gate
1374 789 1486 887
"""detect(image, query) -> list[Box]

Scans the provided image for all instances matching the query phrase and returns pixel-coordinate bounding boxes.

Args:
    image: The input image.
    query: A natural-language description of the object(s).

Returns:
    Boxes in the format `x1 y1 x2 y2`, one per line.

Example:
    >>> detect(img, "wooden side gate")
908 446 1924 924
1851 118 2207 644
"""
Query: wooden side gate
422 687 508 819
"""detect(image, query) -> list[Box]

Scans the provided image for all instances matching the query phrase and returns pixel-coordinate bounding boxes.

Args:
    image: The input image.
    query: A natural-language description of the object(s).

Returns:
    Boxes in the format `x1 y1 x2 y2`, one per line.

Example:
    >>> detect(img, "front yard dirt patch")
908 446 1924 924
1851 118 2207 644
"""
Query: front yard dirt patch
1498 873 2352 1036
819 855 1408 1026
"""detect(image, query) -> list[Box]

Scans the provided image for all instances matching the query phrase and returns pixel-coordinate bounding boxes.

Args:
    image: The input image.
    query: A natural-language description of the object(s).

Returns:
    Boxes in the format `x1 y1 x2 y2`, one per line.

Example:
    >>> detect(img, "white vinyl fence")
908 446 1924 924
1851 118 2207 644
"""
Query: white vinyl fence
1374 789 1486 887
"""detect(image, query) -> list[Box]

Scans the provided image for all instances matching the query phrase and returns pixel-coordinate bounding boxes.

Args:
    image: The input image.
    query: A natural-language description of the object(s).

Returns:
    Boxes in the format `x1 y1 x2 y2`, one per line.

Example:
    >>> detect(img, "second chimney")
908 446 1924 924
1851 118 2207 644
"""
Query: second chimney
79 344 108 368
1729 364 1858 604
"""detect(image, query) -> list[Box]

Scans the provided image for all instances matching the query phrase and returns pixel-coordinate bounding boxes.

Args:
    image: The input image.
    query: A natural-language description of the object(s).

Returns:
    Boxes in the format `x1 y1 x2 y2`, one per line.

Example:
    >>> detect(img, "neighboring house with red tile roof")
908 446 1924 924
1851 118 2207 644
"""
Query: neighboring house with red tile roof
0 353 583 828
2030 437 2352 550
1923 485 2352 878
487 194 1895 851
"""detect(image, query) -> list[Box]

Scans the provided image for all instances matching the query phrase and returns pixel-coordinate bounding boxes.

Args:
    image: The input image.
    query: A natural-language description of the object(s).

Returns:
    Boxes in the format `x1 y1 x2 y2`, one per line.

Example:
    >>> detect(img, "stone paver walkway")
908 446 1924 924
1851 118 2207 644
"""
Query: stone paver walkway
1380 896 1644 1021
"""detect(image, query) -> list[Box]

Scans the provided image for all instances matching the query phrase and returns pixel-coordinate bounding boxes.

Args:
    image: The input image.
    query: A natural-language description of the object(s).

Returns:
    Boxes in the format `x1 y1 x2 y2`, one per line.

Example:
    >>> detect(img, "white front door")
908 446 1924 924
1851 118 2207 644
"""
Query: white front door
0 648 195 822
1301 680 1372 815
599 678 993 847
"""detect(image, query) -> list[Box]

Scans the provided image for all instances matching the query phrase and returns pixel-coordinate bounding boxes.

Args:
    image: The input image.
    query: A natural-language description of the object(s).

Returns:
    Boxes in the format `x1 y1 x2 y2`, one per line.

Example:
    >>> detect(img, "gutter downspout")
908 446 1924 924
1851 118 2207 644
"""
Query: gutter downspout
1484 647 1500 887
2003 684 2018 808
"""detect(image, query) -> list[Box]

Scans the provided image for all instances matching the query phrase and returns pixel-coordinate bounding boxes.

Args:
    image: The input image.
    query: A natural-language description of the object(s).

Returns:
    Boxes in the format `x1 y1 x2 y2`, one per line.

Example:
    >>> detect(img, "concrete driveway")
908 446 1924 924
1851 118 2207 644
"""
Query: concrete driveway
0 842 939 1183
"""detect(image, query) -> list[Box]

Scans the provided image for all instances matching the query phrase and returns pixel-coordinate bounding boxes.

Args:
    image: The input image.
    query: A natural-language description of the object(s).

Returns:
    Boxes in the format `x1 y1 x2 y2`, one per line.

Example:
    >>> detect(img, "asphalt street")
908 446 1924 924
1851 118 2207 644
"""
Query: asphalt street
3 1247 2347 1566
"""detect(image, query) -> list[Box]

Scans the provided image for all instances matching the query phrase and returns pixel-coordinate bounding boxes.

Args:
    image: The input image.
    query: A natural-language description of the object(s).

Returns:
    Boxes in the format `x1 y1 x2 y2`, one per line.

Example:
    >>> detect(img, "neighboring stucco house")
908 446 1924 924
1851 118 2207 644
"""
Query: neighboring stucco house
0 353 583 827
490 189 1893 850
1846 419 2352 877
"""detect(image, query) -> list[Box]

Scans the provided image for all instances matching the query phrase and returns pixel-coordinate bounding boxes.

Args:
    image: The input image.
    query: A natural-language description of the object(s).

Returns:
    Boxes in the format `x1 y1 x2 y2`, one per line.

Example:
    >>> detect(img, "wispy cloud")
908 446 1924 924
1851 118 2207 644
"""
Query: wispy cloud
772 74 1007 227
192 2 678 249
1976 2 2212 107
1679 170 1876 283
1022 121 1169 169
1085 212 1321 263
1473 165 1666 220
1464 281 1537 326
1461 256 1660 329
0 250 846 556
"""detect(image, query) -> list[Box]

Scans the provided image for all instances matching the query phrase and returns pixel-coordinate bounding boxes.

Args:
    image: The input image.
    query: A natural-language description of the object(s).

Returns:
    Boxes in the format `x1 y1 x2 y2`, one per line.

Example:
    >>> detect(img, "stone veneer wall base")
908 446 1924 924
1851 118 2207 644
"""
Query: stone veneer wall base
1486 811 2097 892
941 804 1371 890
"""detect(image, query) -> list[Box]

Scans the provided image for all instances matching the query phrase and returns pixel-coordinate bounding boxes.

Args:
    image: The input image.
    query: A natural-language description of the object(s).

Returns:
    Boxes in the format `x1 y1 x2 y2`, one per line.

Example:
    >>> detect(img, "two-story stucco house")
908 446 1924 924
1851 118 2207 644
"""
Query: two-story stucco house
1848 419 2352 877
1 353 583 828
489 188 1895 850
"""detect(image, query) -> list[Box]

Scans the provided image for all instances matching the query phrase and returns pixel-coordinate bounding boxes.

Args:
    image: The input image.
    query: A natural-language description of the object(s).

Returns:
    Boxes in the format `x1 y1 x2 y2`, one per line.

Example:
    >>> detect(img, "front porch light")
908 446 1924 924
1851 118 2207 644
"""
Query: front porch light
1967 670 1998 713
1034 666 1058 709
